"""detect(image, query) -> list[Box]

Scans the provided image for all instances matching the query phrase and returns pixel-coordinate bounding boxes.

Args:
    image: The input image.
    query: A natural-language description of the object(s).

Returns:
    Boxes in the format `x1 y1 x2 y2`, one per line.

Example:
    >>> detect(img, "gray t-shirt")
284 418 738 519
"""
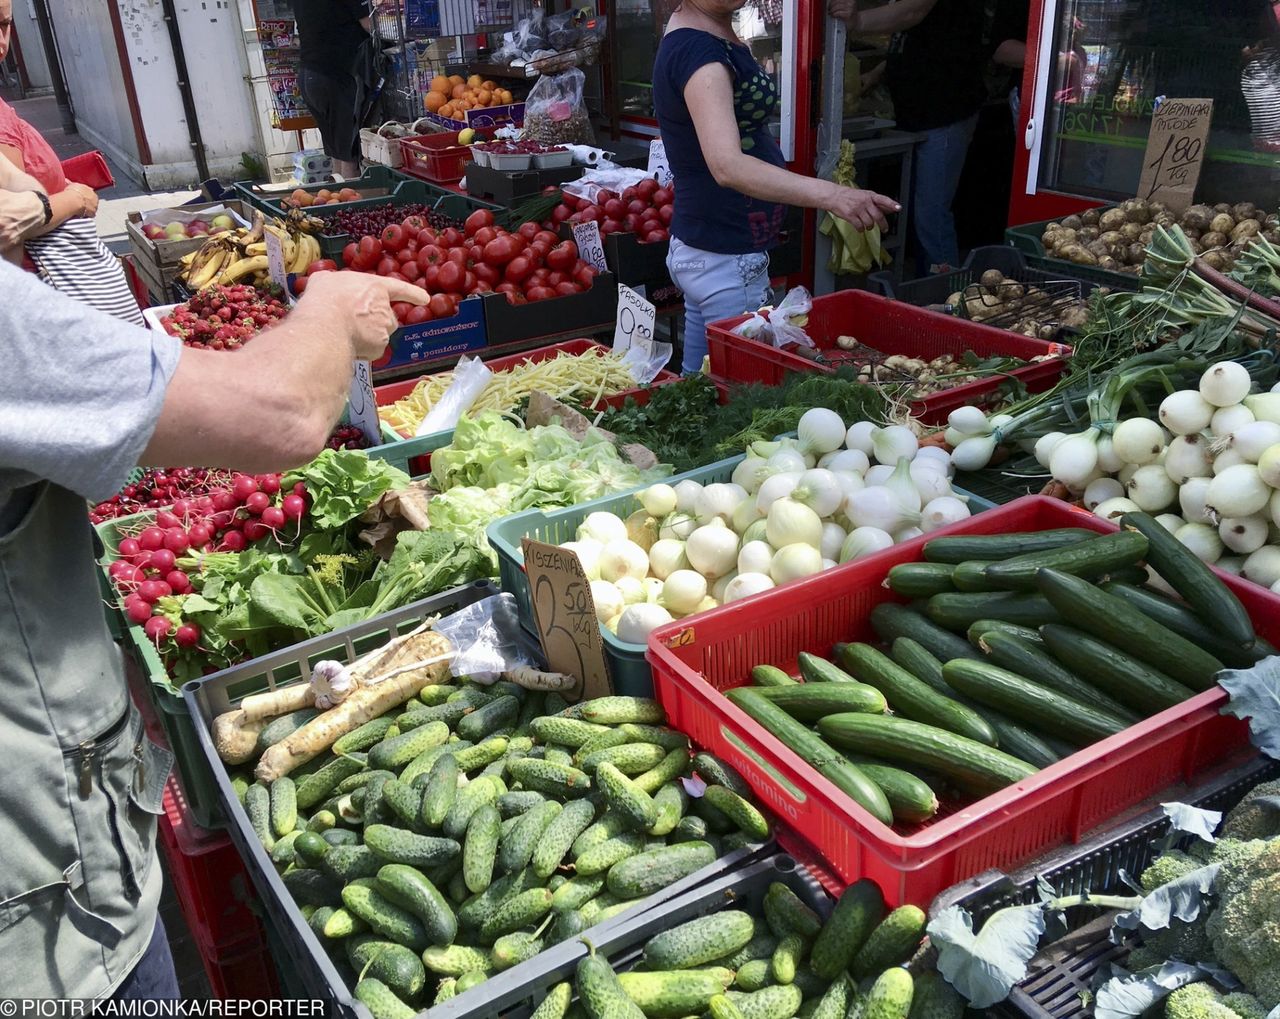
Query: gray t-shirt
0 260 182 532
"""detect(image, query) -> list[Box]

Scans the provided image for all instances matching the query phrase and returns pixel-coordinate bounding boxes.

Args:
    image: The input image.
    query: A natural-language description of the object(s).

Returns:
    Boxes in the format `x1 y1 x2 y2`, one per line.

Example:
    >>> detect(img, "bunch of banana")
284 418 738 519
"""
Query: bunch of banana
180 210 322 289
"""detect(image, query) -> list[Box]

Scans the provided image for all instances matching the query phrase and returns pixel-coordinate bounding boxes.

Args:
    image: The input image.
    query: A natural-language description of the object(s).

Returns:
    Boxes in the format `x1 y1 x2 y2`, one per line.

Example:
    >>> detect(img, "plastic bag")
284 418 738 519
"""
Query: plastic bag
562 166 650 204
432 594 543 684
416 356 492 436
524 69 595 145
729 286 814 349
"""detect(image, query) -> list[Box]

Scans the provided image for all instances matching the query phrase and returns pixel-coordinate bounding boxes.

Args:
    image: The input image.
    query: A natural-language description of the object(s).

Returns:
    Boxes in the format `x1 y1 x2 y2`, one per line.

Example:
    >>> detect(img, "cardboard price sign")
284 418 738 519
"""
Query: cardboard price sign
1137 97 1214 214
521 539 610 700
572 221 608 272
613 283 657 356
264 229 289 290
648 138 673 186
347 360 382 447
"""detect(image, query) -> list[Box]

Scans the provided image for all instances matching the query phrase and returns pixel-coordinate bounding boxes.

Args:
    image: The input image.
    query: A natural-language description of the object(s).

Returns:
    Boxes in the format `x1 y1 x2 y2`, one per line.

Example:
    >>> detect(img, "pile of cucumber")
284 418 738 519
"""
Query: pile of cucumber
730 512 1270 826
357 874 963 1019
230 686 773 1011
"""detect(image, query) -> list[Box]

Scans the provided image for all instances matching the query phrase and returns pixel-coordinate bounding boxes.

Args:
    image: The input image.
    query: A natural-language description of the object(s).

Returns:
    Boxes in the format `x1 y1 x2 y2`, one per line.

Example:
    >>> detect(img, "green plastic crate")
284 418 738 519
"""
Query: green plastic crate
488 456 996 697
1005 213 1143 290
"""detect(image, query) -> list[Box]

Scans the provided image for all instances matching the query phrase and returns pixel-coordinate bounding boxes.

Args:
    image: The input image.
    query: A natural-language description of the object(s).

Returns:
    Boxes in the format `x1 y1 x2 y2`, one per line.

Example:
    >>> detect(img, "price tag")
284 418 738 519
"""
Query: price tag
1136 97 1214 215
572 221 608 272
647 138 673 187
265 229 289 290
347 360 382 447
521 538 611 700
613 283 657 356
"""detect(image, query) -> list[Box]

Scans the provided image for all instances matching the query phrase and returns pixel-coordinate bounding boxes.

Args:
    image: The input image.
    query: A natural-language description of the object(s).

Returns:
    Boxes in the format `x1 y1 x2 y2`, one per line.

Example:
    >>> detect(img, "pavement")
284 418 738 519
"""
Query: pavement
2 90 199 251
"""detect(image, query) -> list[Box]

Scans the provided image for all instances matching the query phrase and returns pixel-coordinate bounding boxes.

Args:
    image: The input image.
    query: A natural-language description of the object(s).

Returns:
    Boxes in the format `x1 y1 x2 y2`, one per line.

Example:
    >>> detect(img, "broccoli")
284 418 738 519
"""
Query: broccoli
1165 983 1261 1019
1129 916 1215 969
1219 993 1267 1019
1205 836 1280 1011
1218 780 1280 842
1142 850 1204 892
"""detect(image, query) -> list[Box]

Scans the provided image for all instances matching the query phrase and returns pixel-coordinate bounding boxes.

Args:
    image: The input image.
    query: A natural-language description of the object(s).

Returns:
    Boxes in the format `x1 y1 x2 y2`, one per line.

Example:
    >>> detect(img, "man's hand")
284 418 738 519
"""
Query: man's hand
300 271 431 361
826 185 899 232
829 0 857 24
65 182 99 218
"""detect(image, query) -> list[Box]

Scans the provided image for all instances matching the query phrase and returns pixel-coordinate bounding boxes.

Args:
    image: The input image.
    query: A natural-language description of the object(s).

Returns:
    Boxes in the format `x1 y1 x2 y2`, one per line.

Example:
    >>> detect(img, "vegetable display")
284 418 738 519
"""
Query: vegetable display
380 348 644 437
550 177 673 245
158 283 290 349
556 410 976 645
941 269 1092 338
722 527 1264 825
219 683 776 1011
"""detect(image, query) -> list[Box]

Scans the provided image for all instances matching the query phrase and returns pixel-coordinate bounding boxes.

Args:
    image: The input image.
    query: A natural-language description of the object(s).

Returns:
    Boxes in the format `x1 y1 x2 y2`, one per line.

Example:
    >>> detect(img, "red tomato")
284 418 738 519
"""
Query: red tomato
546 241 577 271
603 198 625 219
483 235 520 266
645 228 669 244
473 263 500 286
400 260 422 282
518 221 539 241
440 227 462 248
391 302 412 322
547 270 568 287
551 204 572 223
597 189 618 203
417 244 444 268
376 256 397 276
526 286 556 302
358 235 383 259
406 304 431 324
573 263 597 288
385 271 408 283
637 178 659 198
622 186 639 203
529 268 551 286
464 209 494 237
416 228 437 246
437 260 465 291
307 259 338 274
292 275 309 295
528 242 549 264
396 248 417 265
579 205 601 223
382 224 407 251
341 242 358 266
601 220 622 236
428 293 454 318
495 282 520 296
403 215 426 231
623 213 641 233
472 225 498 247
567 213 583 226
461 271 476 292
653 187 674 206
350 255 374 272
554 281 579 297
446 248 468 267
658 204 674 225
627 199 647 217
534 230 559 247
505 256 533 283
423 264 440 289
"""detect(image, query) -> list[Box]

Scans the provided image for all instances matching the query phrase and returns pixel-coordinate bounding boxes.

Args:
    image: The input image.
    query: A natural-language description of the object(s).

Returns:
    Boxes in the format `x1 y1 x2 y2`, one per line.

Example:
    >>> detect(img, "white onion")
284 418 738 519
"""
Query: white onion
948 406 990 436
600 539 650 583
1225 421 1280 462
615 577 647 605
822 449 871 475
1271 489 1280 529
1216 556 1245 575
1083 477 1125 511
1243 545 1280 587
871 425 918 466
1246 393 1280 423
893 526 924 543
695 483 747 525
1118 463 1140 485
950 434 998 472
884 458 922 515
839 526 894 563
767 449 808 476
910 461 953 503
1257 444 1280 488
1111 418 1165 465
563 540 603 581
771 543 824 583
797 408 847 456
1213 448 1249 474
1034 432 1067 468
590 581 625 624
755 471 801 514
943 427 967 448
766 498 824 550
1154 513 1185 532
1159 390 1215 435
1126 464 1178 512
845 421 877 455
845 486 913 533
836 472 866 501
738 539 775 577
791 469 845 518
1164 434 1213 484
1094 496 1140 522
740 519 769 547
648 538 688 580
639 484 678 518
615 603 674 644
724 573 775 602
659 512 697 541
1199 361 1252 407
642 577 665 603
1219 515 1270 554
732 497 763 535
672 480 703 515
915 446 955 475
1205 464 1271 520
731 457 769 494
1178 477 1214 525
1095 436 1123 474
577 511 628 545
1175 522 1224 563
662 570 708 615
820 522 847 562
1050 431 1100 488
920 496 971 532
864 464 895 486
1210 404 1254 439
711 572 736 602
685 525 739 580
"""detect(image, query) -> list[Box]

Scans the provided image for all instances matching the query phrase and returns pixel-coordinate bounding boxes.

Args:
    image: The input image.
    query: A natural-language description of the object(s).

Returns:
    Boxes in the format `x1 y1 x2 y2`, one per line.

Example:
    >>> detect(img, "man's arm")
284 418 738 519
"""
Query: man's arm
829 0 941 36
0 189 44 253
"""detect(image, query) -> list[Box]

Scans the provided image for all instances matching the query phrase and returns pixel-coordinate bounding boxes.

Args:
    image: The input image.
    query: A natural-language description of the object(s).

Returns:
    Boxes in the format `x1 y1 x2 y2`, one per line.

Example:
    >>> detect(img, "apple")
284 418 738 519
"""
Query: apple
164 222 186 239
142 223 167 240
209 214 234 231
185 219 210 237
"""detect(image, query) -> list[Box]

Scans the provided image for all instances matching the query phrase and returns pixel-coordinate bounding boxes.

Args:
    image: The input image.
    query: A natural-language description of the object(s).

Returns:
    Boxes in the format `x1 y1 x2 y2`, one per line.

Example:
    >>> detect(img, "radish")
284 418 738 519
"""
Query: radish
261 506 286 530
282 494 307 520
245 491 271 515
175 623 202 648
232 475 260 501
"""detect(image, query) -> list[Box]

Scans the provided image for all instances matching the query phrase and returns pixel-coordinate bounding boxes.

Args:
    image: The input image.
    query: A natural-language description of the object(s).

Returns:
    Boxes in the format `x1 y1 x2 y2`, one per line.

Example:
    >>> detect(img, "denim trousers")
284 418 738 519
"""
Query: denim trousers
909 112 980 274
112 916 180 1000
666 236 771 374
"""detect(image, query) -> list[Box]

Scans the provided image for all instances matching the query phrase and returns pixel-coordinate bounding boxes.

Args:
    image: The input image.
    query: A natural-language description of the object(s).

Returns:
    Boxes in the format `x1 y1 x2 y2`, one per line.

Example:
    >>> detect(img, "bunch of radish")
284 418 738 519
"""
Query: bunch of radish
1028 359 1280 591
558 409 975 644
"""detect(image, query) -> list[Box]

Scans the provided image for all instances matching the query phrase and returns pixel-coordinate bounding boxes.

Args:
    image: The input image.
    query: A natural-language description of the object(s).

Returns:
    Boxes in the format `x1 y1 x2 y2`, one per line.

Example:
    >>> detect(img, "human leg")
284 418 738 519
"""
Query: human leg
909 113 980 273
667 237 770 374
112 915 179 1000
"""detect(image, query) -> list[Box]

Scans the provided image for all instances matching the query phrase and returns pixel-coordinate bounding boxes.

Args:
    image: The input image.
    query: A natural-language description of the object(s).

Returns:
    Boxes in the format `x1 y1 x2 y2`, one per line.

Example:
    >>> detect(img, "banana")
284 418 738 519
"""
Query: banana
188 247 228 290
243 242 267 256
219 255 269 284
289 232 319 273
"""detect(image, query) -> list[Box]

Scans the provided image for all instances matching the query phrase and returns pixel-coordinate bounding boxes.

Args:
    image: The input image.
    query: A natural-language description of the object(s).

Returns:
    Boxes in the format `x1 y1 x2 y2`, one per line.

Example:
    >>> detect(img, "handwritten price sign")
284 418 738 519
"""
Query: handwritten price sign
347 360 382 447
572 221 608 273
1136 98 1214 215
522 539 610 700
264 229 289 291
613 283 657 357
648 138 674 187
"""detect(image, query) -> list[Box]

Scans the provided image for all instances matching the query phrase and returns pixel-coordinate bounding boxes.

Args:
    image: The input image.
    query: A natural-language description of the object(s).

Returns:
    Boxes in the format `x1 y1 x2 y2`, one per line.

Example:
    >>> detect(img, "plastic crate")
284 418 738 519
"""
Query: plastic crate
232 165 406 217
705 290 1071 426
182 586 772 1019
487 456 995 697
645 495 1272 907
482 271 619 346
929 755 1279 1019
398 131 482 184
1005 214 1144 289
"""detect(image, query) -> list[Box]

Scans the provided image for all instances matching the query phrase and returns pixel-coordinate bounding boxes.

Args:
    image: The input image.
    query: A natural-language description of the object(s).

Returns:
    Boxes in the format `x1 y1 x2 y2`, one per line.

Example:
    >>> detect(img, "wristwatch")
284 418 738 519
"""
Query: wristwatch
35 191 52 225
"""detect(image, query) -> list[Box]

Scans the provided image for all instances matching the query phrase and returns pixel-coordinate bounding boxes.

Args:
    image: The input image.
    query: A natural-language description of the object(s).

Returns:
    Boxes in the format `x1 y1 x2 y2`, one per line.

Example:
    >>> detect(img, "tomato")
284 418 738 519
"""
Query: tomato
627 199 648 217
597 189 618 204
658 204 674 225
528 242 549 265
637 178 660 198
464 209 494 236
391 301 412 322
622 213 641 233
534 230 559 248
292 275 309 295
546 270 568 287
423 264 440 289
307 259 338 274
437 260 465 291
376 256 397 276
546 241 577 271
505 255 533 284
400 260 422 282
341 242 358 266
416 228 437 246
495 282 520 296
483 235 519 266
358 235 383 259
463 270 477 293
653 187 674 206
406 304 431 324
573 263 597 289
473 262 500 286
386 271 407 283
526 286 556 302
350 255 374 272
417 244 444 269
603 198 626 219
472 225 498 247
622 186 639 203
440 227 462 248
382 224 407 251
551 204 572 223
529 268 551 286
644 228 669 244
396 248 417 265
601 220 622 236
446 248 468 267
428 293 454 318
403 215 426 231
554 281 579 297
518 221 539 241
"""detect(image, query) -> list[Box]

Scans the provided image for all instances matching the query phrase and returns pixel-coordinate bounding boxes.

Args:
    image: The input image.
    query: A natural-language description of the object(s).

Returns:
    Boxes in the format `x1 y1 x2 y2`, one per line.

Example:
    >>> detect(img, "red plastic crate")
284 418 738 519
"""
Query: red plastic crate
399 130 493 184
705 290 1071 425
195 927 279 999
159 776 264 951
646 496 1267 906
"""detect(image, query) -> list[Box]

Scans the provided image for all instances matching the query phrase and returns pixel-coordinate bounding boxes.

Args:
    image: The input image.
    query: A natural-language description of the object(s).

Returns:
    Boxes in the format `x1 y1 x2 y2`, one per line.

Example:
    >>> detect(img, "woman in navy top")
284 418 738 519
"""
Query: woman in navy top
654 1 897 372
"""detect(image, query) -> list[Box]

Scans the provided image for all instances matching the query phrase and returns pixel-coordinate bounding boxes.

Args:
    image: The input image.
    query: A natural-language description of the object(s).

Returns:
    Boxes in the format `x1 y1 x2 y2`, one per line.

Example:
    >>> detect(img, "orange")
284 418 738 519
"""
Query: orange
448 74 464 85
439 103 455 118
314 188 332 202
429 75 451 94
498 89 514 104
425 90 448 112
482 80 498 91
476 89 492 106
456 99 472 111
466 74 483 89
451 82 468 99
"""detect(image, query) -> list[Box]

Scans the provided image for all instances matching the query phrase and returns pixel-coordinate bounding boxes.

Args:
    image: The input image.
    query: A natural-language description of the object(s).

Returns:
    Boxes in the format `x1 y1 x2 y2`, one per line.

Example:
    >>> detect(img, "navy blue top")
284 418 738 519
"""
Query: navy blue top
652 28 787 254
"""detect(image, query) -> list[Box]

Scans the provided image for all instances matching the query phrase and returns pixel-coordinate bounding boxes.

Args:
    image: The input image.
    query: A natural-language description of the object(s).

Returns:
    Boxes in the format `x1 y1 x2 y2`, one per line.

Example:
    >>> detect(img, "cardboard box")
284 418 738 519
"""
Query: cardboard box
481 271 617 346
373 295 487 372
421 102 525 131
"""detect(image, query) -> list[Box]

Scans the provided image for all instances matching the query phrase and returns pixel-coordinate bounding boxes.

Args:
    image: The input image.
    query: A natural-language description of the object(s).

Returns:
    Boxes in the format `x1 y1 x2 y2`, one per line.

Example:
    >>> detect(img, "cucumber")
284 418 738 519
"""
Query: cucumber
368 720 450 772
725 688 893 826
380 779 424 829
318 906 366 941
306 810 336 833
597 762 658 829
479 887 554 941
347 937 427 1001
577 943 647 1019
607 840 716 899
418 683 456 706
579 743 670 776
1035 568 1224 690
375 864 457 945
835 643 996 745
452 737 510 773
618 970 734 1018
444 776 501 840
342 879 430 951
618 724 690 751
421 944 492 977
551 908 589 944
817 713 1038 794
420 754 459 829
244 783 274 851
869 603 982 663
797 652 860 685
576 729 633 764
735 959 773 992
771 933 807 985
1039 624 1197 713
888 638 949 693
976 531 1149 591
907 971 964 1019
457 868 542 934
573 811 637 859
336 768 395 795
839 758 938 823
647 784 688 837
400 700 474 730
886 562 958 598
532 798 597 878
754 681 887 720
491 930 546 970
531 716 612 748
354 978 415 1019
532 983 574 1019
457 694 521 743
509 758 594 798
715 929 777 970
270 830 302 865
296 756 365 810
321 828 359 847
256 708 322 754
691 753 753 799
497 790 545 819
434 979 458 1005
463 804 502 894
863 968 914 1019
812 975 854 1019
269 777 298 837
634 748 692 795
763 882 822 939
711 993 750 1019
751 665 798 687
704 786 769 840
579 696 665 725
499 798 562 875
926 592 1062 630
455 969 488 992
294 831 331 867
1122 511 1255 649
670 815 710 844
319 845 382 882
693 795 736 834
364 825 461 868
546 746 577 768
941 659 1127 745
551 873 608 912
725 985 804 1019
965 620 1043 647
281 867 341 907
644 910 756 969
849 905 927 978
1100 581 1267 669
923 528 1095 564
950 560 990 593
